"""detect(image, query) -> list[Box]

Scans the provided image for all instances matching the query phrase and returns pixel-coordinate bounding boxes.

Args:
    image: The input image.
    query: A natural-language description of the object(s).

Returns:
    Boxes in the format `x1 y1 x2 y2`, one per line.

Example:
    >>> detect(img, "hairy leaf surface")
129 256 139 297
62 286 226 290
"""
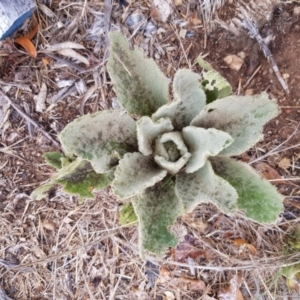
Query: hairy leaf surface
120 203 138 225
59 110 137 173
107 31 169 116
112 152 168 199
152 69 206 129
176 161 237 213
197 55 232 101
154 131 191 174
31 183 56 200
55 159 113 200
182 126 233 173
43 152 64 170
211 157 283 223
132 178 182 257
137 117 173 155
191 93 279 156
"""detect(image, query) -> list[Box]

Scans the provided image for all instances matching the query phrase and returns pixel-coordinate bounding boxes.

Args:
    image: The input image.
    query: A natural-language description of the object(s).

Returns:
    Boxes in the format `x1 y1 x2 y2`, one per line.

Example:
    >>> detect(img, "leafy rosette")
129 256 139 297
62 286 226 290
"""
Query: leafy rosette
32 31 283 257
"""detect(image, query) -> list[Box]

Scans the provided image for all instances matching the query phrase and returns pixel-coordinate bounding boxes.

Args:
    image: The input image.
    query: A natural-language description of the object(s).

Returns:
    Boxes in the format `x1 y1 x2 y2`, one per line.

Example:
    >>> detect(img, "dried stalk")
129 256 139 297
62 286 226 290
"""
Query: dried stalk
241 18 290 94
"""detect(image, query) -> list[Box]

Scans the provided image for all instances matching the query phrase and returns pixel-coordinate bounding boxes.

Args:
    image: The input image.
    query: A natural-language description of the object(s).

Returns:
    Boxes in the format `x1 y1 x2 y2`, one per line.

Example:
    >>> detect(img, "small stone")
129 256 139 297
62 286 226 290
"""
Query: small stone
283 73 289 80
174 0 182 6
179 28 187 38
245 89 254 95
278 157 290 170
294 6 300 16
237 51 246 59
223 55 244 71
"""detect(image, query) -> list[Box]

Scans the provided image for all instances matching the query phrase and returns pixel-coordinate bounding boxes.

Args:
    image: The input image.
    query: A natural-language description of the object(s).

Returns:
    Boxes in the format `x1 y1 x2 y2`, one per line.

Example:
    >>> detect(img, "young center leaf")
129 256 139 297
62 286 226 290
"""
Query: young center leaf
182 126 233 173
152 69 206 129
136 116 174 156
107 31 169 116
210 156 284 223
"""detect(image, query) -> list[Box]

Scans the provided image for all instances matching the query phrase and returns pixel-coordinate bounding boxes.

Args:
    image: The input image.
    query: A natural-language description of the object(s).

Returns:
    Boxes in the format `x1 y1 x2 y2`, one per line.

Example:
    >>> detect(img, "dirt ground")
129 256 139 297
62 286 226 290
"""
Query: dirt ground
1 1 300 299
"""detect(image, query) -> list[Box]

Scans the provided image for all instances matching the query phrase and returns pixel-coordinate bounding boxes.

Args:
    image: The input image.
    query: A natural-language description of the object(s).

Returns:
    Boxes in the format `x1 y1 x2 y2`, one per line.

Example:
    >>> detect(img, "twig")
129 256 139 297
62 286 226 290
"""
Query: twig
43 52 86 72
241 19 289 94
103 0 112 59
0 283 13 300
0 90 62 150
250 123 300 164
242 65 262 91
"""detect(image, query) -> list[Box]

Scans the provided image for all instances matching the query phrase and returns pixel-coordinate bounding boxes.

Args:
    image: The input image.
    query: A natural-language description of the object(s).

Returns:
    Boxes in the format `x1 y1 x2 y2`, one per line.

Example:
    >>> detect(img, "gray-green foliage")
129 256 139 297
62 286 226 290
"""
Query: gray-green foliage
32 31 284 257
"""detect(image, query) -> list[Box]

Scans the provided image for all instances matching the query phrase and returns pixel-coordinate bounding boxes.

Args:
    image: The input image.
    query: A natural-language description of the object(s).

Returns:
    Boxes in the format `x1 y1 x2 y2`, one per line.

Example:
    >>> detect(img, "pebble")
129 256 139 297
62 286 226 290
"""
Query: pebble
237 51 246 59
294 6 300 16
283 73 289 80
223 54 244 71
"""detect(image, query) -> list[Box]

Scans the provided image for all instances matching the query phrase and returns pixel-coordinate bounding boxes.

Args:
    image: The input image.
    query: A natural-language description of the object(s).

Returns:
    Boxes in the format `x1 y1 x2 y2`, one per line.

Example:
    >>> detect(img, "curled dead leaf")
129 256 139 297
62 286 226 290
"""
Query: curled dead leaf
42 220 55 231
218 275 244 300
278 157 291 170
14 37 37 58
45 42 85 52
172 239 206 262
234 239 257 256
14 14 38 58
27 15 39 40
57 48 90 66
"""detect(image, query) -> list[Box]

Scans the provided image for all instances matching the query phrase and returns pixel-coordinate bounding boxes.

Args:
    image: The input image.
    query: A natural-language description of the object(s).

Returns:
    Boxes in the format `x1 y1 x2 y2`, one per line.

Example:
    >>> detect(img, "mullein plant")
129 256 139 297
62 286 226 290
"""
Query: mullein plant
32 31 283 257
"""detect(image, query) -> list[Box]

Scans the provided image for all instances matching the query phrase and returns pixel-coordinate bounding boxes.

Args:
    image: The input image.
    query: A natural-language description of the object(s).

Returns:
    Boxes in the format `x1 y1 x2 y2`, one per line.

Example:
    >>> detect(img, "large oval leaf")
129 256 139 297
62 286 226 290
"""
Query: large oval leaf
107 31 169 116
59 110 137 173
191 93 279 156
132 178 182 257
176 161 238 213
210 157 284 223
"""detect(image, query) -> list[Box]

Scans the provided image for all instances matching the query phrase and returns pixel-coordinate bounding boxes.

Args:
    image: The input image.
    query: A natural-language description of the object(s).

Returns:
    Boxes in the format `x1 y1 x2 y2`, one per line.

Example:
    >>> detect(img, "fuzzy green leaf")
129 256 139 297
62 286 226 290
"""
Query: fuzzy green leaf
282 263 300 279
282 263 300 290
56 159 114 200
176 161 238 213
43 152 64 170
197 55 232 102
137 117 173 155
211 157 284 223
152 69 206 129
59 110 137 173
112 152 168 199
120 203 138 226
191 93 279 156
132 178 182 257
107 31 169 116
182 126 233 173
154 131 191 174
30 183 56 200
